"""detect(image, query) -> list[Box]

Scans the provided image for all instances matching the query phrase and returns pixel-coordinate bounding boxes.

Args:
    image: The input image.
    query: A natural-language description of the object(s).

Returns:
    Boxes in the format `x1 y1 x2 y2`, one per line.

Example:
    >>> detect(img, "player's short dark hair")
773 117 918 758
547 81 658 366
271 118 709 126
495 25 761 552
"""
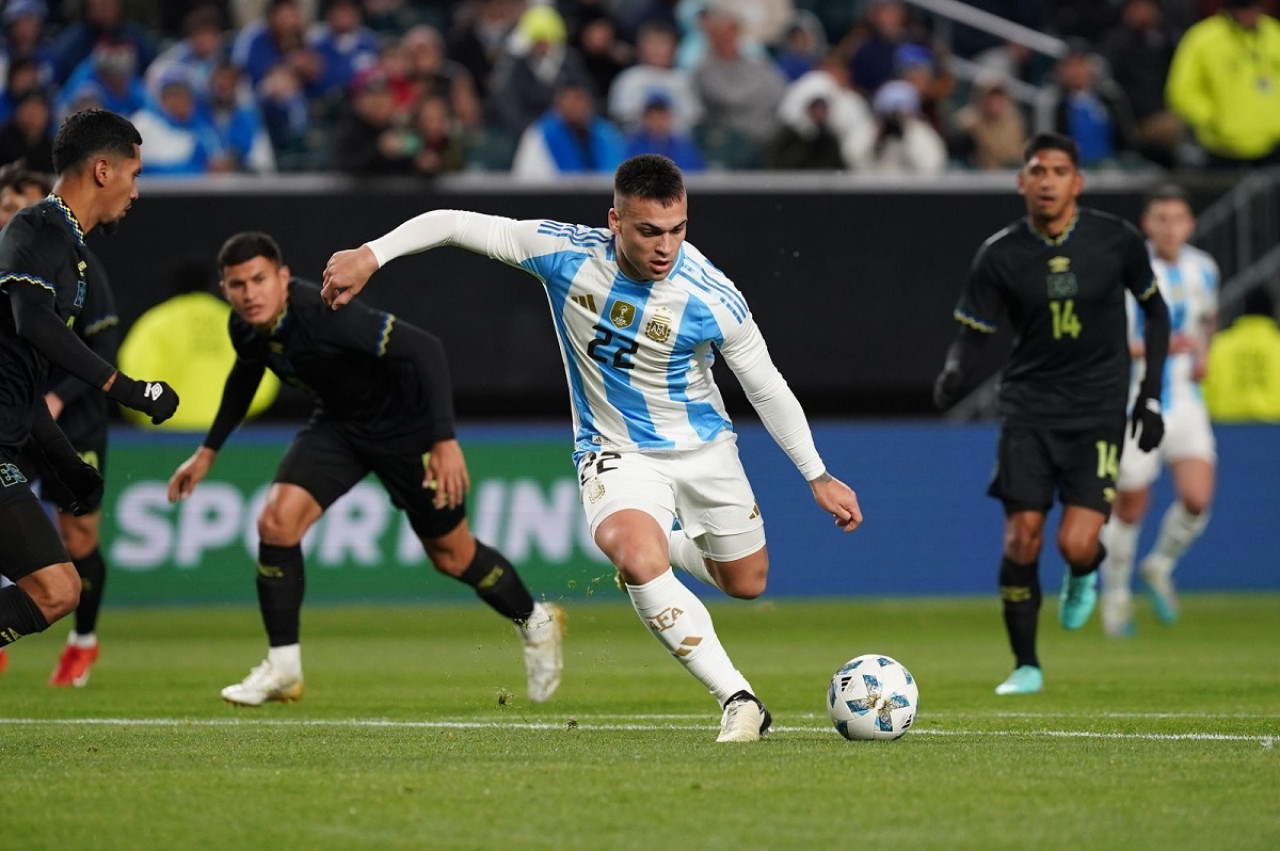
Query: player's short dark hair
1023 132 1079 168
0 159 51 196
614 154 684 206
51 108 141 175
218 231 284 270
1142 182 1192 214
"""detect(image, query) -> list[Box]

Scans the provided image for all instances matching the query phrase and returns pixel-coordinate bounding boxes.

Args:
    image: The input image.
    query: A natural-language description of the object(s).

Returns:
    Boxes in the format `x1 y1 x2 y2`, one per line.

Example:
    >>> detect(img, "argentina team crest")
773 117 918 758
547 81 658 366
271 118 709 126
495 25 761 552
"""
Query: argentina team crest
1045 256 1077 298
644 306 674 344
609 300 637 329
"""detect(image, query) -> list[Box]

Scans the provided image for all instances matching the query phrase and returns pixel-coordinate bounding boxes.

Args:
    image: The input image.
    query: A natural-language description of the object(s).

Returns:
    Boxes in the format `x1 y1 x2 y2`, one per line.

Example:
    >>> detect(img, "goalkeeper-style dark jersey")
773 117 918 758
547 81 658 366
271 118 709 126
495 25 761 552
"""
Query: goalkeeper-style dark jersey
208 279 455 451
952 207 1159 428
0 196 112 450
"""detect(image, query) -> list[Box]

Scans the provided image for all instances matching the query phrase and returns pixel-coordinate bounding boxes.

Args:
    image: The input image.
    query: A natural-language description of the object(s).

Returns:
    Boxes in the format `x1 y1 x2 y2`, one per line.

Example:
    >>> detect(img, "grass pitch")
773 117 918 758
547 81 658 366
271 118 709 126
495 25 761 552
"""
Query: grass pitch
2 595 1277 850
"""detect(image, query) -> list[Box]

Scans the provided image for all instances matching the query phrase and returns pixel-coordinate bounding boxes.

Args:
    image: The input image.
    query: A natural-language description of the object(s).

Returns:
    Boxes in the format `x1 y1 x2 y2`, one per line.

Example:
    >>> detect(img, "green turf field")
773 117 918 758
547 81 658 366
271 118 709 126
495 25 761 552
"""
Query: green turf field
2 595 1277 850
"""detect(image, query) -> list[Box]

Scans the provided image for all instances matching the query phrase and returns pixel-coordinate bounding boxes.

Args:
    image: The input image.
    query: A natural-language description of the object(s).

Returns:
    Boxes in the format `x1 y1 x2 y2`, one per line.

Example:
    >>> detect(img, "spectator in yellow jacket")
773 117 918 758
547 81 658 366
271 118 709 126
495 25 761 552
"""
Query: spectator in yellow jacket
1203 285 1280 422
1165 0 1280 167
118 260 279 430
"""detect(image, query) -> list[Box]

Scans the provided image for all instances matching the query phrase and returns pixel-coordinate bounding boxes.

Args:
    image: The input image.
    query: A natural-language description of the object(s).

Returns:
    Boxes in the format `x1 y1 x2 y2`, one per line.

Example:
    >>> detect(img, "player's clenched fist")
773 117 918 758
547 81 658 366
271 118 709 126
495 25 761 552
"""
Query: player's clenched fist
321 245 379 309
107 372 179 424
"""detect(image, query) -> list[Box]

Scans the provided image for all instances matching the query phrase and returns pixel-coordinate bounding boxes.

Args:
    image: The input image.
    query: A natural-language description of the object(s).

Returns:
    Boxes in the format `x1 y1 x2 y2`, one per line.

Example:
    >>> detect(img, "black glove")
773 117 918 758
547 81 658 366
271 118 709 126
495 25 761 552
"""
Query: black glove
1130 395 1164 452
108 373 179 424
49 459 104 517
933 369 962 410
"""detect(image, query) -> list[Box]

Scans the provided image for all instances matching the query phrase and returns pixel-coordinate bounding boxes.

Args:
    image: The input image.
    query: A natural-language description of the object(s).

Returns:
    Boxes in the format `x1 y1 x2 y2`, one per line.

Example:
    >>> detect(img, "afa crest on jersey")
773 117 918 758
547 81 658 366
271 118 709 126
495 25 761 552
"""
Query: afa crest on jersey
644 306 674 344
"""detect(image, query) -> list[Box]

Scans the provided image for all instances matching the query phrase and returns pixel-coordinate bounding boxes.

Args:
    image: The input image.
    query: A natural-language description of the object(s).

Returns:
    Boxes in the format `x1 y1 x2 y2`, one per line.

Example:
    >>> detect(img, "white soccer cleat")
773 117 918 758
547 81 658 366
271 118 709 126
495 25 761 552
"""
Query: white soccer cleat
716 691 772 743
1100 589 1136 637
221 660 304 707
518 602 566 703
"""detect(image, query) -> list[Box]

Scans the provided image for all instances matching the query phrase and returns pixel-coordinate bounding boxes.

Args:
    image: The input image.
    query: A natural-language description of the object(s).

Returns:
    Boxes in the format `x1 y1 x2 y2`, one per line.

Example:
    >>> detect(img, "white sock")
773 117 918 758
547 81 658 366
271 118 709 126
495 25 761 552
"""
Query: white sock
69 631 98 649
267 643 302 677
1148 502 1209 573
1100 518 1139 597
625 569 750 705
667 530 718 588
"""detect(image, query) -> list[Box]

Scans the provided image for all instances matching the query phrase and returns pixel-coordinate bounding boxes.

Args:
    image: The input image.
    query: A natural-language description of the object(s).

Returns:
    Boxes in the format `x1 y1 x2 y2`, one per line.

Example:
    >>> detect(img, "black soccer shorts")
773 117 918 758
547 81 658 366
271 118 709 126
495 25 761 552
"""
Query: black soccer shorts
274 421 467 541
0 451 70 581
987 417 1126 516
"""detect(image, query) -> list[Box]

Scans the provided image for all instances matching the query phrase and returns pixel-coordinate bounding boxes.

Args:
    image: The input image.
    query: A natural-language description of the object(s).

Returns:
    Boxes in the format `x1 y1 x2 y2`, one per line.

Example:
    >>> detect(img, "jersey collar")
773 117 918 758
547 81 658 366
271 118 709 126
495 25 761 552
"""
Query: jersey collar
1027 210 1079 247
47 194 86 247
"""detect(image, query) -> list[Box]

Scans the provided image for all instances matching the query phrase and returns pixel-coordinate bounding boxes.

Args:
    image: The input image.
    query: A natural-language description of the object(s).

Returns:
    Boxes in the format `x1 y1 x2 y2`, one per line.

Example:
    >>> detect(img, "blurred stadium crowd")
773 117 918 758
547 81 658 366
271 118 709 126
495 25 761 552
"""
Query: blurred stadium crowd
0 0 1277 178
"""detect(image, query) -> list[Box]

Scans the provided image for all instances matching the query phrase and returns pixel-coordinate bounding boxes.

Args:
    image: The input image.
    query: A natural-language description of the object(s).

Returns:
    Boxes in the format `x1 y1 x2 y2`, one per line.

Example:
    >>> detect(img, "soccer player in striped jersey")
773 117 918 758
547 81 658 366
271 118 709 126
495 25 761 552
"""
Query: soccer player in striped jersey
933 133 1170 696
321 154 863 742
1099 185 1218 636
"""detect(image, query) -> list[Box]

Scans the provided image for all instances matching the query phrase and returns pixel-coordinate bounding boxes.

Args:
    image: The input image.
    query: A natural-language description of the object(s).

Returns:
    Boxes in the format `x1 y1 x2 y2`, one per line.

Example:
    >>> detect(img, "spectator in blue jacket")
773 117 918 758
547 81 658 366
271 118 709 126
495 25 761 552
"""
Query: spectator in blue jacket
623 91 705 171
511 80 626 179
53 0 156 84
308 0 379 99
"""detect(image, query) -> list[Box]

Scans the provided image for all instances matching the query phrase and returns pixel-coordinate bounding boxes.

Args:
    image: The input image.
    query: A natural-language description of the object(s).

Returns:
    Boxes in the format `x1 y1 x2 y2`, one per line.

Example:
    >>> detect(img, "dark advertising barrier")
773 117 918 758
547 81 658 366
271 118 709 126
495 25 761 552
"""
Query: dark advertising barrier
101 420 1277 604
87 173 1208 416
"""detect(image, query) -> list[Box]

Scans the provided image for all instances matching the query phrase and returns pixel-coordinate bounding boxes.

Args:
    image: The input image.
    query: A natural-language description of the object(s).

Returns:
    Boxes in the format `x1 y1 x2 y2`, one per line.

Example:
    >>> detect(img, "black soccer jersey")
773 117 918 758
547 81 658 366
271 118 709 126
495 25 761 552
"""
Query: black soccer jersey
226 280 453 445
0 197 97 449
953 207 1158 427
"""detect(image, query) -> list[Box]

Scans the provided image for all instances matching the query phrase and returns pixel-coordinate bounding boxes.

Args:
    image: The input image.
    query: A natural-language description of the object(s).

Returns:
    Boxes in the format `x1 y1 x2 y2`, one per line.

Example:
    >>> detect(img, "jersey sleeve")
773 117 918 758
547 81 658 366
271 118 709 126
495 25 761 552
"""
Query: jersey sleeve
365 210 593 282
953 241 1004 334
1121 223 1158 302
714 300 825 481
0 215 66 301
49 266 121 406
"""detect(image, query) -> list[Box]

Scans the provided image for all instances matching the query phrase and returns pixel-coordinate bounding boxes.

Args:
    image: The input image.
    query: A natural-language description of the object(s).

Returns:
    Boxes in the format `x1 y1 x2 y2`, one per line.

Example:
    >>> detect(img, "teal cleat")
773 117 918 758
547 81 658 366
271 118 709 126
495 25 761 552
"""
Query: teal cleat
995 665 1043 696
1058 569 1098 630
1140 558 1180 625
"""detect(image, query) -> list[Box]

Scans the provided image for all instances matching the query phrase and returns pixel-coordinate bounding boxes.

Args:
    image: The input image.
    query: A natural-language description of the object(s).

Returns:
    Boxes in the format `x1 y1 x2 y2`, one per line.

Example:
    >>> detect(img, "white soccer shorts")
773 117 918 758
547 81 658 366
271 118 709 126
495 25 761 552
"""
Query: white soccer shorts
576 432 766 562
1118 396 1216 491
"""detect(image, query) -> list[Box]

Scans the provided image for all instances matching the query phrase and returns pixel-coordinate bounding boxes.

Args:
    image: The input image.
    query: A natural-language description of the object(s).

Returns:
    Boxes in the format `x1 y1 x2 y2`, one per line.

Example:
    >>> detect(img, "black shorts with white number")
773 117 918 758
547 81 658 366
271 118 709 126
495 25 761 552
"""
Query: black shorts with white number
274 420 466 541
987 416 1126 516
0 448 69 580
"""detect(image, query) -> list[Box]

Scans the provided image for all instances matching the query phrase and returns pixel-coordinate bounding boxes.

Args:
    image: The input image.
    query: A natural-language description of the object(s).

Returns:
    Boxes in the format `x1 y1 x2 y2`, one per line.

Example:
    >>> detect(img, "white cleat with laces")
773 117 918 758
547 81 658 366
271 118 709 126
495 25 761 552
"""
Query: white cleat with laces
221 660 305 707
517 602 566 703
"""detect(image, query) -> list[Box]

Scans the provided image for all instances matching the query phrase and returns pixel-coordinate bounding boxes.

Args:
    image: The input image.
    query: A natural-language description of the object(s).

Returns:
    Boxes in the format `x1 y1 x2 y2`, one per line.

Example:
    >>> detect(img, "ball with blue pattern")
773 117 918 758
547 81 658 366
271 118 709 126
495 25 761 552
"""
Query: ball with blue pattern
827 654 919 741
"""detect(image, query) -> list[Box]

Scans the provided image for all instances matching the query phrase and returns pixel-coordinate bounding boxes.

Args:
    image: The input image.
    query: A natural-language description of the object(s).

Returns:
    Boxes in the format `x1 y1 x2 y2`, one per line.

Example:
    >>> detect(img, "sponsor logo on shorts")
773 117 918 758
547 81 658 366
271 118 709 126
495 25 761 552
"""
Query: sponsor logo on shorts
0 463 29 487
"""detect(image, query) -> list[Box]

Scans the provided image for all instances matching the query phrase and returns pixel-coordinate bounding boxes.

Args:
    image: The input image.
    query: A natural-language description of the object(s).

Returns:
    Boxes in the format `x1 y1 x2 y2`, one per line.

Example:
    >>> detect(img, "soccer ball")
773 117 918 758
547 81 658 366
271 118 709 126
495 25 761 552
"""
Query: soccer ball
827 654 919 741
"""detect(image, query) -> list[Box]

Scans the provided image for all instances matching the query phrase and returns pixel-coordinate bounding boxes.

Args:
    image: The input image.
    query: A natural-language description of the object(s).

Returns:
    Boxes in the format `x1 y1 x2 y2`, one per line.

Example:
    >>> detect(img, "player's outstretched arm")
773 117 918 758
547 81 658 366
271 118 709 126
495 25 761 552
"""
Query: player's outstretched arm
168 447 216 503
424 439 470 510
322 210 532 309
810 472 863 532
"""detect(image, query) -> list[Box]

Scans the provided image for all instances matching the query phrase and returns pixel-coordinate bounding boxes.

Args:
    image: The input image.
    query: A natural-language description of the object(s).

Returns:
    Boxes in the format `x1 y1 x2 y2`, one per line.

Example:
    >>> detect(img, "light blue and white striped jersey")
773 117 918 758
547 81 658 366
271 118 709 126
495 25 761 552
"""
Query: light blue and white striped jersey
494 219 763 462
1128 243 1218 409
367 210 825 478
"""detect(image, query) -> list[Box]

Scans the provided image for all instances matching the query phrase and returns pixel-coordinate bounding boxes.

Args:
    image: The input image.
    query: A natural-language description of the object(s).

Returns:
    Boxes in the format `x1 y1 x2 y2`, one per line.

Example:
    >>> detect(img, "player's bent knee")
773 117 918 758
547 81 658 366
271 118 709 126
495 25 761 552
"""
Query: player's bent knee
1057 537 1099 569
257 508 306 546
25 565 81 621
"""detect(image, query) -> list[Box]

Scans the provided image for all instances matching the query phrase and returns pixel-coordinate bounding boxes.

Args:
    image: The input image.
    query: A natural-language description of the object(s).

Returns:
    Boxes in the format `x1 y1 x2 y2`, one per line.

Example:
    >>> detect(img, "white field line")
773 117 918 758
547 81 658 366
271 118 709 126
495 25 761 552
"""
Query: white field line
0 716 1273 744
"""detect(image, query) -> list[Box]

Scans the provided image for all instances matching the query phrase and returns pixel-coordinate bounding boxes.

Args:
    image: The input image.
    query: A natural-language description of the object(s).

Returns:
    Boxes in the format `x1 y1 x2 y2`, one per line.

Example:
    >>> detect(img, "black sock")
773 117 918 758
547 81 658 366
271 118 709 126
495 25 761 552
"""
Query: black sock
456 541 535 623
0 584 51 647
257 543 305 646
73 548 107 636
999 556 1041 669
1069 542 1107 577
